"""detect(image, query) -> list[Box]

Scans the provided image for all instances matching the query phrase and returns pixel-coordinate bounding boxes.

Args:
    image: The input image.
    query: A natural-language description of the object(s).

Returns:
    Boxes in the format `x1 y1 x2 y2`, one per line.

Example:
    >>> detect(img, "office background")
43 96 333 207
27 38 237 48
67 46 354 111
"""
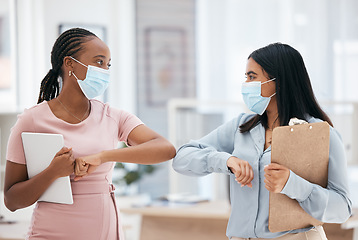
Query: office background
0 0 357 239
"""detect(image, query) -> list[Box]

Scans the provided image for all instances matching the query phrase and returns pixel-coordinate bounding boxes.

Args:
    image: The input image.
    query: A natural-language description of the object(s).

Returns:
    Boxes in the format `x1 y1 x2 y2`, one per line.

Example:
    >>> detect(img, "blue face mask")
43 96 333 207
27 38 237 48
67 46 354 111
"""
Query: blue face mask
241 78 276 115
70 56 110 99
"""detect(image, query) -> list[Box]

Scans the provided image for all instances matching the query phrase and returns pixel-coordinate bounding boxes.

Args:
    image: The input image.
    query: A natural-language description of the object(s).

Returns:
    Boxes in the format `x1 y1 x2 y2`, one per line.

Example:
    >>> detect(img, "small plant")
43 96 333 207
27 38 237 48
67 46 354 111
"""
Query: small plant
114 163 156 185
112 142 157 192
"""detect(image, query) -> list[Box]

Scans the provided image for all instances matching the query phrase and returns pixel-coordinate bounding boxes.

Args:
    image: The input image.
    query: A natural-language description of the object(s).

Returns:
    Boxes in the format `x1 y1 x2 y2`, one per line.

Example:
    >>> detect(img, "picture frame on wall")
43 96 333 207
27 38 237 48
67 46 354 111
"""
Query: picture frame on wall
144 27 188 107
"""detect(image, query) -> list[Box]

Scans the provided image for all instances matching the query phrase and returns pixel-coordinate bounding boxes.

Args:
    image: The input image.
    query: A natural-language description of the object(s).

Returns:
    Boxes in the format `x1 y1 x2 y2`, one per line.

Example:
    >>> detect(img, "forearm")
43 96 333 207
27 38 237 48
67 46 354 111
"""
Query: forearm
5 167 59 211
281 171 352 223
101 138 176 165
172 141 232 176
298 186 352 223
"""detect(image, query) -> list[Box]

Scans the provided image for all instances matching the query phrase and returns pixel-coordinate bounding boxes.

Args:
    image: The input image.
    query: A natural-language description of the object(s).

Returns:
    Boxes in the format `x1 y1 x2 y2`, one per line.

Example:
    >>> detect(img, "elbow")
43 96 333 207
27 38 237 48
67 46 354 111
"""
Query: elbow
4 196 18 212
4 190 29 212
340 199 353 223
146 140 177 164
172 155 191 175
6 205 17 212
337 196 353 223
168 144 177 160
319 196 353 224
172 157 181 171
157 139 176 163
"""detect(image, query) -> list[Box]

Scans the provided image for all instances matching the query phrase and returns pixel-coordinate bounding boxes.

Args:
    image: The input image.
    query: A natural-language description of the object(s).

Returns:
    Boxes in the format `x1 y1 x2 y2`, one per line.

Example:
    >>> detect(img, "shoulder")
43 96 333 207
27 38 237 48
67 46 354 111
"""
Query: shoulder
307 116 342 141
90 100 118 123
20 101 48 116
238 113 256 125
306 116 323 124
90 99 142 124
220 113 255 133
15 102 48 127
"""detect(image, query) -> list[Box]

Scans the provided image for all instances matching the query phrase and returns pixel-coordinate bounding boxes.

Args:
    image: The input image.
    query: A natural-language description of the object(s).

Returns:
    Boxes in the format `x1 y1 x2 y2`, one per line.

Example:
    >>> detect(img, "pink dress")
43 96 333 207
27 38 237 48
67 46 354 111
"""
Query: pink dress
6 99 143 240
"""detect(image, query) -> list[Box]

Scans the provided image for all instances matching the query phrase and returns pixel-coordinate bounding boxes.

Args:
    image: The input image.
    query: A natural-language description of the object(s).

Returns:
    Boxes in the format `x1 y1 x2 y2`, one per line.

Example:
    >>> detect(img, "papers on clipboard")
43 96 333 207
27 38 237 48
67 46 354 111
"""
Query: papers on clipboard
269 121 330 232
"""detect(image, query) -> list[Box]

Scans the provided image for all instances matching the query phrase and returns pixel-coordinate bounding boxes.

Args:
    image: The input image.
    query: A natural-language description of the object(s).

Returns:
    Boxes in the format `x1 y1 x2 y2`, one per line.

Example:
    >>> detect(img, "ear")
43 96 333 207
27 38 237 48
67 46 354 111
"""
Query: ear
63 56 74 69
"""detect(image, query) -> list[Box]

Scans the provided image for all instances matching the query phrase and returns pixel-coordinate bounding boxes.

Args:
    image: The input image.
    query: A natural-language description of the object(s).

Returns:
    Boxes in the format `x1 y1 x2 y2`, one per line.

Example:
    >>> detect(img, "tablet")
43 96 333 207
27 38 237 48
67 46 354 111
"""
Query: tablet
21 132 73 204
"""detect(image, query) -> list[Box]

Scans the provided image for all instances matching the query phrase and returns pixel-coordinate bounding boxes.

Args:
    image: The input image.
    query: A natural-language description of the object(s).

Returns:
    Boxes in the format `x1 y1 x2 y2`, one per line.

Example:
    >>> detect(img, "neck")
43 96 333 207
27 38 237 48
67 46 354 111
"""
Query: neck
265 96 280 130
58 78 90 109
265 106 279 130
266 113 279 130
57 91 89 111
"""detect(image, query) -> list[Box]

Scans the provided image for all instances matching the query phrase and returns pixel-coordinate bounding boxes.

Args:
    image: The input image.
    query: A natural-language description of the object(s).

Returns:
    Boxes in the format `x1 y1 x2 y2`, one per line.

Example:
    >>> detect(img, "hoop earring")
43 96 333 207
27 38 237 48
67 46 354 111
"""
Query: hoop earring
69 71 72 77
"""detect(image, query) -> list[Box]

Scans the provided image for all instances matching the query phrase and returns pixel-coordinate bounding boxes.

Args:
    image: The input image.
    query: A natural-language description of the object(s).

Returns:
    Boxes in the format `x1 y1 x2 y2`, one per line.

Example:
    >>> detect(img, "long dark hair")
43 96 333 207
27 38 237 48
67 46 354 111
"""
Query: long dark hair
37 28 97 104
240 43 332 133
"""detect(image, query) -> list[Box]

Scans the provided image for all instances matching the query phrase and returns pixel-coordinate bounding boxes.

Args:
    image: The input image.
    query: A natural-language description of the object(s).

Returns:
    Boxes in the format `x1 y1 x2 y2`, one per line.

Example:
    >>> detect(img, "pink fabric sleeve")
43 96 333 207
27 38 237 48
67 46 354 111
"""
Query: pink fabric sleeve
6 108 36 164
118 110 144 143
107 106 143 144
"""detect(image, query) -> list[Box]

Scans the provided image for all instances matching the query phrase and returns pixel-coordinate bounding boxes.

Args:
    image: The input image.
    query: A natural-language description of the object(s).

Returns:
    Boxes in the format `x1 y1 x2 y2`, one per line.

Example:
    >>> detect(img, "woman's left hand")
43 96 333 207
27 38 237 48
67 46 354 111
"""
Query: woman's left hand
264 163 290 193
74 153 103 181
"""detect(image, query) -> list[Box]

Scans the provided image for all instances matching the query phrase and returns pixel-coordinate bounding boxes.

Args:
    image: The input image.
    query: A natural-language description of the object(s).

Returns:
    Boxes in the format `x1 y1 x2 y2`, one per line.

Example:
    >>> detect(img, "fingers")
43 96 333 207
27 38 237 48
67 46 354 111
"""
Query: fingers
235 162 253 187
86 165 98 175
264 164 290 193
55 147 72 157
228 158 290 191
227 157 253 188
74 176 83 181
265 163 284 170
74 158 89 180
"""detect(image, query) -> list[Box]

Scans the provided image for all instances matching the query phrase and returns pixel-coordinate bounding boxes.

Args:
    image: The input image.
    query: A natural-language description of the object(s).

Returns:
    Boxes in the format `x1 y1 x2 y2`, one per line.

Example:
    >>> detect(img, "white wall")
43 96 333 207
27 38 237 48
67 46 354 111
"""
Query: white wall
15 0 137 113
0 0 17 111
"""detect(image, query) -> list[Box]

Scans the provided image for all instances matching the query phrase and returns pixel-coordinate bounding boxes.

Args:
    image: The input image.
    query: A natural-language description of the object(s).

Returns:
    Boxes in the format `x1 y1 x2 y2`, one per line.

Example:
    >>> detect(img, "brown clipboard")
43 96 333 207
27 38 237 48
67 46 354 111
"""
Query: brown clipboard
268 121 330 232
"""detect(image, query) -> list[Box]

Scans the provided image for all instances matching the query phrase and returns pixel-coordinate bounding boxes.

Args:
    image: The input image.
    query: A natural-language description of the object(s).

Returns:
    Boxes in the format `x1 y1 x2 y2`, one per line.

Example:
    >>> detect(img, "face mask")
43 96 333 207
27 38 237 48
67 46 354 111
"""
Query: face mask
70 56 110 99
241 78 276 115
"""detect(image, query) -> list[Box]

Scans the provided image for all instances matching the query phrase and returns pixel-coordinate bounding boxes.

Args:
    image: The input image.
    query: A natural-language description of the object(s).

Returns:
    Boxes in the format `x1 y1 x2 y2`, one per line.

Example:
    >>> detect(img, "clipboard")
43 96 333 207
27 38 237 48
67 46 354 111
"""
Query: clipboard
268 121 330 232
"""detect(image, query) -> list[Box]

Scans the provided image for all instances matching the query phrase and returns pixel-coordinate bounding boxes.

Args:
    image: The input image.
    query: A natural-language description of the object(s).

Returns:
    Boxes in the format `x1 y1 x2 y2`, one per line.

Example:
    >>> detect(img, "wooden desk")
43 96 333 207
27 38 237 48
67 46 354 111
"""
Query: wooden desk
120 201 231 240
340 209 358 240
121 202 358 240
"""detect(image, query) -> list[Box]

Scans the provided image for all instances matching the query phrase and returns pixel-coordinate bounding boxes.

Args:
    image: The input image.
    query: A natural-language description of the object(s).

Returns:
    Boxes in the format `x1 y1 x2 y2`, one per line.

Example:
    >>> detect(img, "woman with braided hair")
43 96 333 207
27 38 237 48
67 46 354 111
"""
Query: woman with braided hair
4 28 176 239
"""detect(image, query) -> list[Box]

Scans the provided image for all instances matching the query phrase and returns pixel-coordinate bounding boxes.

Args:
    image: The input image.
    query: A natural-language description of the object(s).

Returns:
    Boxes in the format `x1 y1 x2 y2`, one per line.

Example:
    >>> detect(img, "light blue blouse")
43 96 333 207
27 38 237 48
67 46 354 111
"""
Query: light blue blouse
172 113 352 239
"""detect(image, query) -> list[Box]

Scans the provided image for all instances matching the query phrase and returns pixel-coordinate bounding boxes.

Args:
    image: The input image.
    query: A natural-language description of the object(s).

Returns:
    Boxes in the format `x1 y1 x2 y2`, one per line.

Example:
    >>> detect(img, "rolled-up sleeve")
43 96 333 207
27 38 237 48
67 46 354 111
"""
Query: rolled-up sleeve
172 115 242 176
281 127 352 223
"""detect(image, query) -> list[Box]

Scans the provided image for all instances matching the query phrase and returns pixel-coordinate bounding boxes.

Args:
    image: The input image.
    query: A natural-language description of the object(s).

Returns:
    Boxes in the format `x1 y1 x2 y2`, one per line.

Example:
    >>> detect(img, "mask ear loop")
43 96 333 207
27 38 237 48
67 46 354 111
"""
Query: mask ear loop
269 92 276 98
70 56 88 68
261 78 276 85
72 72 80 81
262 78 276 98
69 56 88 82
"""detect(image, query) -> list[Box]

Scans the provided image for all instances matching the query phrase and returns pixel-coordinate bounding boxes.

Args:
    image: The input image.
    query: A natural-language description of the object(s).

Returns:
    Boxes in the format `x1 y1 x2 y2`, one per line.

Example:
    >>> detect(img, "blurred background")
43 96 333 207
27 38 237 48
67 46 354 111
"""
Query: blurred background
0 0 358 239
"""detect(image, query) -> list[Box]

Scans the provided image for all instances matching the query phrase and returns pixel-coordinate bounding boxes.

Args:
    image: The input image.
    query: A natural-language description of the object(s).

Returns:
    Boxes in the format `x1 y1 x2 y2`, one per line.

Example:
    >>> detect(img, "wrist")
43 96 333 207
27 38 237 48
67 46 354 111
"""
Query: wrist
226 156 236 168
43 165 61 181
226 156 235 172
99 150 108 164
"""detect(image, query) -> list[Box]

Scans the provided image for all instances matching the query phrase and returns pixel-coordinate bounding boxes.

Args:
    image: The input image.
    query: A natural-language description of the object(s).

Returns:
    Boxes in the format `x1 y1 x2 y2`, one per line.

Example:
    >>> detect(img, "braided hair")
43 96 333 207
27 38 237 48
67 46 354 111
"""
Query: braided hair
37 28 97 104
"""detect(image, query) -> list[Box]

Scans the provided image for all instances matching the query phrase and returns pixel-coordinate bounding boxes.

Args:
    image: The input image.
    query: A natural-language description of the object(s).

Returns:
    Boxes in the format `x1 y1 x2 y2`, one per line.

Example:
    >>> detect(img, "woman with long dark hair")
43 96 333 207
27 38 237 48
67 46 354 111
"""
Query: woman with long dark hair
173 43 351 239
4 28 176 239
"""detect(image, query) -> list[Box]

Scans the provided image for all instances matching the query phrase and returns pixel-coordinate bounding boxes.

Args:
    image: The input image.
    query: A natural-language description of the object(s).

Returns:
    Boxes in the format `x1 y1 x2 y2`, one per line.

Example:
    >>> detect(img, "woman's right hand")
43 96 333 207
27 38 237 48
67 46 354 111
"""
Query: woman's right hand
227 156 254 188
48 147 75 178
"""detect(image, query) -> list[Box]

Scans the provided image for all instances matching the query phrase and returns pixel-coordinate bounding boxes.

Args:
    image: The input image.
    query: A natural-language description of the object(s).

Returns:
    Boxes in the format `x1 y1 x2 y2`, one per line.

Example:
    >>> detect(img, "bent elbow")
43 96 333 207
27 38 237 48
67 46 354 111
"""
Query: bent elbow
172 156 190 175
167 144 177 160
4 198 17 212
172 156 181 171
340 201 353 223
320 198 353 224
